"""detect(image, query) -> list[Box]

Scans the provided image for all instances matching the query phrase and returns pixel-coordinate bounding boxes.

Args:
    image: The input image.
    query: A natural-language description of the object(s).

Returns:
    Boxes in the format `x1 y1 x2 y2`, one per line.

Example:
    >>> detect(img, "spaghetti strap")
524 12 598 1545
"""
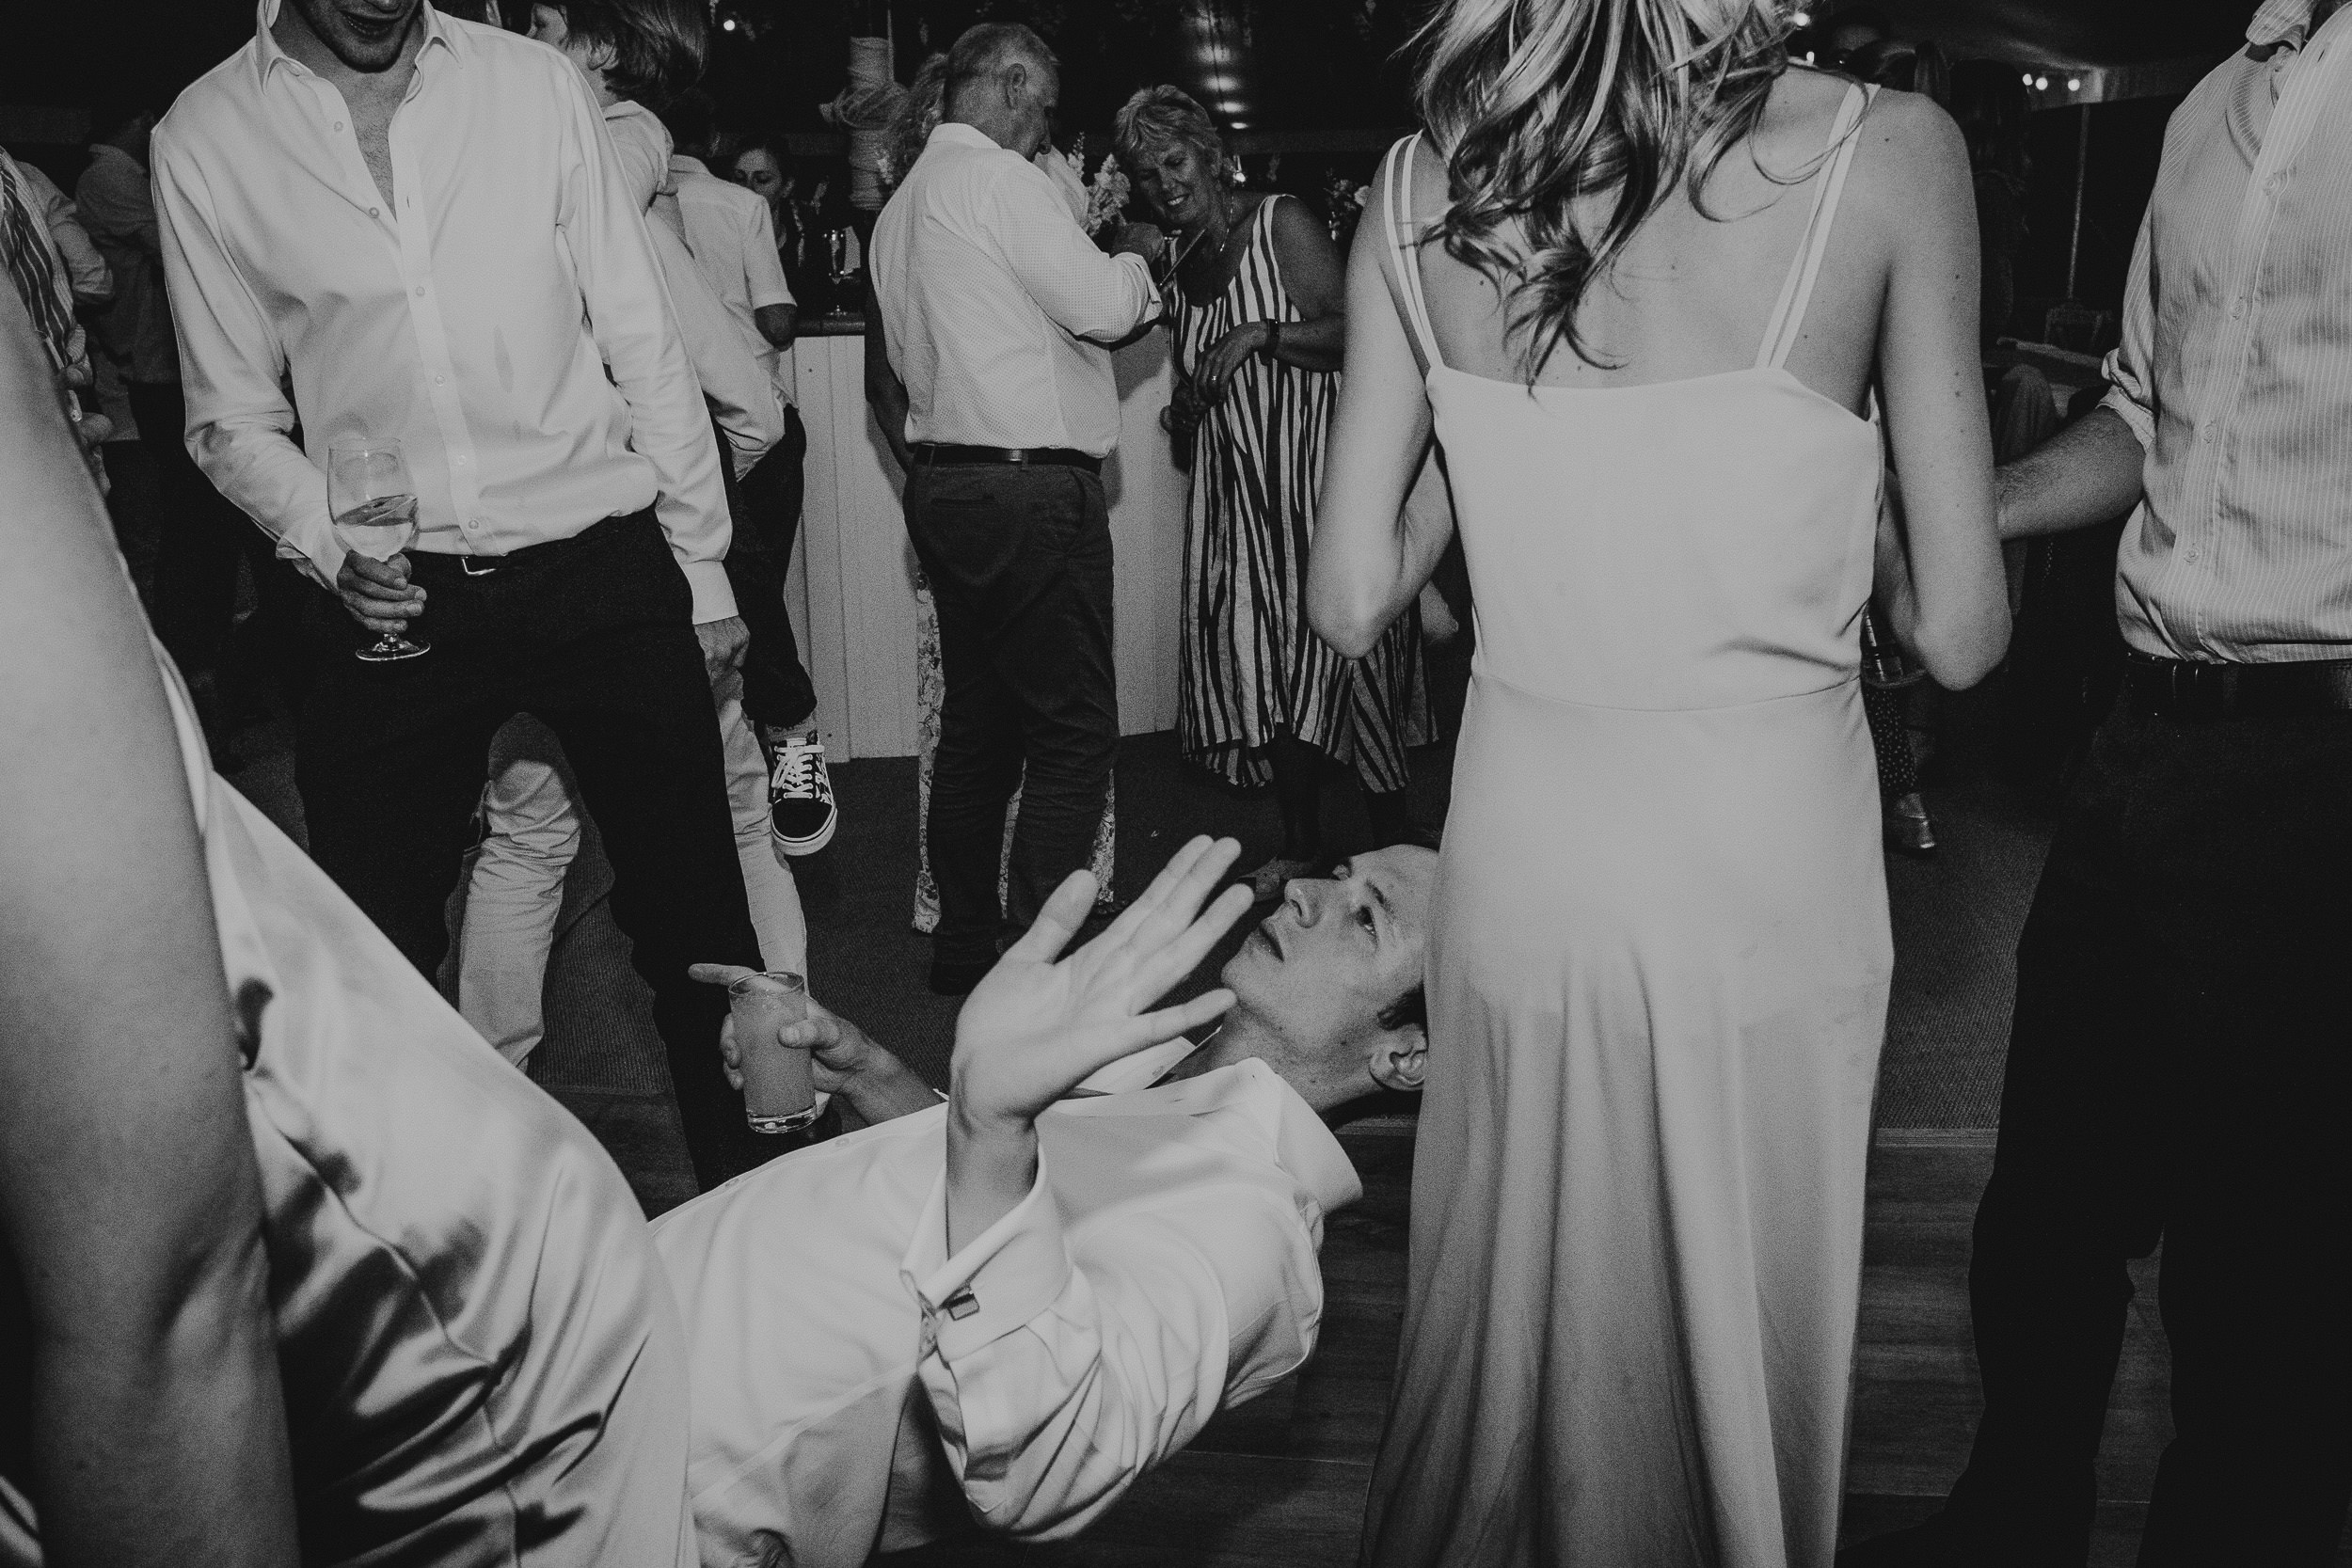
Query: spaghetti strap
1384 135 1444 371
1756 83 1874 372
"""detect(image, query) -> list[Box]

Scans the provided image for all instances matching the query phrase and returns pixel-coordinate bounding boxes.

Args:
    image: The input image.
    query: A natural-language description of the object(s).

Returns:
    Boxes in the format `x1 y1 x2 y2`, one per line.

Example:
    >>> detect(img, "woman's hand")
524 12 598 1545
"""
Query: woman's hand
1194 321 1275 404
945 837 1254 1249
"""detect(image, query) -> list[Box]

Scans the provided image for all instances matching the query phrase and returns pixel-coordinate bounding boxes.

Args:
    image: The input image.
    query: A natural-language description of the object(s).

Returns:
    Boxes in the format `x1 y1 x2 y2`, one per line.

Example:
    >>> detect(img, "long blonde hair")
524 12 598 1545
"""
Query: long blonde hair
1415 0 1795 377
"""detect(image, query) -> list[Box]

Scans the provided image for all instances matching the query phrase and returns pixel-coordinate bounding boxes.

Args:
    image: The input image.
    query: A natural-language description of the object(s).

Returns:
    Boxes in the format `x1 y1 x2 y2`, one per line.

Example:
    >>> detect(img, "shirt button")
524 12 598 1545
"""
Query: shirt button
2266 172 2285 192
414 285 426 297
2230 297 2248 319
434 373 445 384
465 518 482 531
369 207 380 218
453 454 468 466
333 121 344 133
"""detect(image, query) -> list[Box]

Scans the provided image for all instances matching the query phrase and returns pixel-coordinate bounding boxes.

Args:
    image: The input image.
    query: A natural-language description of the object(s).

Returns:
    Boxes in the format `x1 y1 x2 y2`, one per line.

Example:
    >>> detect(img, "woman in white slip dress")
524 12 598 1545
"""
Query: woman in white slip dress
0 288 692 1567
1309 3 2010 1563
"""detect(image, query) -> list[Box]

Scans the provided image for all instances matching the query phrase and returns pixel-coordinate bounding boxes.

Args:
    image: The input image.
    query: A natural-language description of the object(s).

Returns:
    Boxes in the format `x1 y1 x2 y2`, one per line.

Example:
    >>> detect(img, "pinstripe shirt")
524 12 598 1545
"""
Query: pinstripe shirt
2101 0 2352 662
871 123 1160 457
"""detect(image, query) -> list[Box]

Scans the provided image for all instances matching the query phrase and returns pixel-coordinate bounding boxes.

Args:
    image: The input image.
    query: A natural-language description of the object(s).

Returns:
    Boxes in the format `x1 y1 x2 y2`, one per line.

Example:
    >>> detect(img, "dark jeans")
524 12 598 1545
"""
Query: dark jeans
727 406 816 732
131 380 269 676
1947 697 2352 1565
294 511 773 1191
903 463 1117 969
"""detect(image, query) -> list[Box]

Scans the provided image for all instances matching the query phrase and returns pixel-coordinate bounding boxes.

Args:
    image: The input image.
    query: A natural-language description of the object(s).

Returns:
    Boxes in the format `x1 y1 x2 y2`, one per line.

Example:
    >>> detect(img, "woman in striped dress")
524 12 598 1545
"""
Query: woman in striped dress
1118 87 1428 900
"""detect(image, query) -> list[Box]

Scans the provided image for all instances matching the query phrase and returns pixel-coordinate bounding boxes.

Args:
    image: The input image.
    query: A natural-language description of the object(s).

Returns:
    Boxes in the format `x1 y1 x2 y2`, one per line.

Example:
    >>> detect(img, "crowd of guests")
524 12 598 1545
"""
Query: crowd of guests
4 0 2349 1565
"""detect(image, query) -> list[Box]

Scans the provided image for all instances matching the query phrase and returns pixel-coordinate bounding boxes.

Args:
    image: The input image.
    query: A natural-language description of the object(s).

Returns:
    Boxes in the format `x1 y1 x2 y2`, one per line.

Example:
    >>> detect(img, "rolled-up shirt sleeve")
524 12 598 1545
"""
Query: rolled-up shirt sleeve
554 75 736 622
899 1147 1322 1541
989 168 1160 345
2098 202 2155 451
153 129 344 588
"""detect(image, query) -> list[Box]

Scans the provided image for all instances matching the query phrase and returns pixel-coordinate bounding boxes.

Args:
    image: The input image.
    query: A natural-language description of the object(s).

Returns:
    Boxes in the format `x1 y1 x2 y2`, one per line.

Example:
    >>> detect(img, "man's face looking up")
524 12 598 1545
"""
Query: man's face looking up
1221 846 1438 1057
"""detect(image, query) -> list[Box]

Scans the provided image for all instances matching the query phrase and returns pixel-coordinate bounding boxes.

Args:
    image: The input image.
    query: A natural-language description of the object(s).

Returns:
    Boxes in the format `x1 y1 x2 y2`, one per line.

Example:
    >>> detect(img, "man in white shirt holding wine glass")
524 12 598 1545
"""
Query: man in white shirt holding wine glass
153 0 780 1187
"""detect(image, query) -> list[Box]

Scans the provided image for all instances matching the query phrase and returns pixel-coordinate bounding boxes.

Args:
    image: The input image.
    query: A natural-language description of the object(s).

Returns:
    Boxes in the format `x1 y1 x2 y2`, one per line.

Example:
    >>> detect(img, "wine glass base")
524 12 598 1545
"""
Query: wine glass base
356 638 431 663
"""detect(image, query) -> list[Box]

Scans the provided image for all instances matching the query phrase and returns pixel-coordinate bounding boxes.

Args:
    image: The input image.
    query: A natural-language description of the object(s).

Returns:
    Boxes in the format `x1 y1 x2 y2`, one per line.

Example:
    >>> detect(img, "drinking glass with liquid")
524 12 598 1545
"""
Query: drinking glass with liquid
327 438 430 662
726 971 821 1133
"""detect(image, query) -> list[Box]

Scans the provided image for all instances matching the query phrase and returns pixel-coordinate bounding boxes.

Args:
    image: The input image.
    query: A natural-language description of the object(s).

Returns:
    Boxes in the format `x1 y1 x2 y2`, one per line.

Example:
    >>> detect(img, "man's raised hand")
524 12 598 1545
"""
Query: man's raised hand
950 835 1253 1134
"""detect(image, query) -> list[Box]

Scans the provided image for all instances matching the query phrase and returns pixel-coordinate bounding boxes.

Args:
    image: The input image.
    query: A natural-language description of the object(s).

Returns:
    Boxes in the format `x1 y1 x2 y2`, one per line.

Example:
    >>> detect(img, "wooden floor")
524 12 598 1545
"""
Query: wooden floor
911 1127 2346 1568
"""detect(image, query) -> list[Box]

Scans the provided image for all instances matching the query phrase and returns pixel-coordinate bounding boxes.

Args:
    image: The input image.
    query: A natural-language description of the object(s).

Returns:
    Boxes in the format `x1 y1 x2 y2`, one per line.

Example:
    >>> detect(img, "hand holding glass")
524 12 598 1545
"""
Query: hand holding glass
328 439 429 662
727 972 820 1132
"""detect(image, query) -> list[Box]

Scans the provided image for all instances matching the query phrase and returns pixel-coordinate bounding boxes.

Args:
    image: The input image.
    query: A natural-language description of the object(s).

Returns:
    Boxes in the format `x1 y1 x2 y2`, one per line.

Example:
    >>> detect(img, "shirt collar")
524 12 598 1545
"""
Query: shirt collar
667 152 710 177
1052 1057 1365 1217
253 0 462 89
929 121 1007 155
2250 0 2325 47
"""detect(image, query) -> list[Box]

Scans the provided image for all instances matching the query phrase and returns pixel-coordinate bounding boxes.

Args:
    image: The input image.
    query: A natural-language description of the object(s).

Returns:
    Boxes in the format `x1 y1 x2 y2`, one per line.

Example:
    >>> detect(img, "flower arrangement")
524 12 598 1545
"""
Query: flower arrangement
1325 170 1374 244
1060 135 1134 237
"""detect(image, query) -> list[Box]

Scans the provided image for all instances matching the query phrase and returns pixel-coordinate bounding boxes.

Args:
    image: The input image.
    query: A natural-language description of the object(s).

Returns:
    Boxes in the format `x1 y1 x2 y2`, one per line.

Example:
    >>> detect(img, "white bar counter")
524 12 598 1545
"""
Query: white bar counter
783 319 1189 760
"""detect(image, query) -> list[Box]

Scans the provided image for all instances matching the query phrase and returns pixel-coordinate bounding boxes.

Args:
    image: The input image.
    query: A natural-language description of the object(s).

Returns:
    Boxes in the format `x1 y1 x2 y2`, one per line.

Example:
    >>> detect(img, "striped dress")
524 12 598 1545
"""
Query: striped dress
1175 194 1426 791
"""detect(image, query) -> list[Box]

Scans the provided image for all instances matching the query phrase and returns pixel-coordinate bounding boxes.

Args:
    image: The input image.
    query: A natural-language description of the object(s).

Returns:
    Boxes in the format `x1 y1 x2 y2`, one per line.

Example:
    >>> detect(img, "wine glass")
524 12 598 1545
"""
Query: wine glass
327 439 429 662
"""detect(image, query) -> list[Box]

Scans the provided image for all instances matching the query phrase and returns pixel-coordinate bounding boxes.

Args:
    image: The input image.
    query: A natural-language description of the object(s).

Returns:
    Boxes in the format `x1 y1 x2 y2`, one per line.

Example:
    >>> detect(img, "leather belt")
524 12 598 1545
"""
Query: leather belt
405 510 644 579
2122 651 2352 721
912 443 1102 474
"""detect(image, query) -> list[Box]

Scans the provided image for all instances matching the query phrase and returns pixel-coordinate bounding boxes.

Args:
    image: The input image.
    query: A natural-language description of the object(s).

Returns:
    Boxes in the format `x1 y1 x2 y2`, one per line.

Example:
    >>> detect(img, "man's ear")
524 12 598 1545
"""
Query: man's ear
1367 1024 1427 1093
583 38 617 74
1002 62 1028 111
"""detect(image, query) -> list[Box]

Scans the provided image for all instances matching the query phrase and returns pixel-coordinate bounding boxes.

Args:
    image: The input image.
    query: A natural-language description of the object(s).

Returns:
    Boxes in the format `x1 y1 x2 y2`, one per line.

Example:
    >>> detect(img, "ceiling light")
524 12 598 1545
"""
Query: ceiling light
2035 75 2049 88
2021 71 2034 85
2067 77 2082 90
721 15 736 27
1790 8 1811 24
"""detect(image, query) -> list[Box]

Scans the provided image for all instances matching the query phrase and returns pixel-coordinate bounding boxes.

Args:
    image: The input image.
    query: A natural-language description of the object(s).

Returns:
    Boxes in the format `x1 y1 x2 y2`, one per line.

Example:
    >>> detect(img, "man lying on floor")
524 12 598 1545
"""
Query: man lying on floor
658 836 1436 1567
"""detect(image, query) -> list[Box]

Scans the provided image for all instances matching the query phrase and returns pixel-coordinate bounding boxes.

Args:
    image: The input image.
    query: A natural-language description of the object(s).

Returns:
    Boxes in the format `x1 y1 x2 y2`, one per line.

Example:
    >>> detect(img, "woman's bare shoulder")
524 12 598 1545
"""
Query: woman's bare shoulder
1842 87 1975 230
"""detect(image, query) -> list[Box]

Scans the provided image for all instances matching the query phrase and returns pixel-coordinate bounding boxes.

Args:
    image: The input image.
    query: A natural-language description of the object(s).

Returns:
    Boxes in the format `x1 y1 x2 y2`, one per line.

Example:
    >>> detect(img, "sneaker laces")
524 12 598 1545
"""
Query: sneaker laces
772 738 829 800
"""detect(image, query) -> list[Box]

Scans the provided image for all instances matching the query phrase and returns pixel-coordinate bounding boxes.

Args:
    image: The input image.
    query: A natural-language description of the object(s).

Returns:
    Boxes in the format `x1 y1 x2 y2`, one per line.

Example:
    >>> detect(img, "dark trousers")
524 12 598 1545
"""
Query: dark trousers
728 406 816 732
131 380 267 676
903 464 1117 969
1947 698 2352 1565
294 512 772 1191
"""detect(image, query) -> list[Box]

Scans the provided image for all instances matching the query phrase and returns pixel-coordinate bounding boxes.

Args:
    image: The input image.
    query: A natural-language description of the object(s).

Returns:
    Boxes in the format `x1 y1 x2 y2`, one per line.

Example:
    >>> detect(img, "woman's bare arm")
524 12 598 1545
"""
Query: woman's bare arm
1308 148 1449 659
1264 196 1345 372
1867 94 2010 689
0 288 297 1567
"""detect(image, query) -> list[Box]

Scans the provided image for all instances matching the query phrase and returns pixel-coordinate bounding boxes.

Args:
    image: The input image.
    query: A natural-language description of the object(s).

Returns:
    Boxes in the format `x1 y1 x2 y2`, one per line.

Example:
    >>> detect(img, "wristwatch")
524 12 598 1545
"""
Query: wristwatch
1261 320 1283 359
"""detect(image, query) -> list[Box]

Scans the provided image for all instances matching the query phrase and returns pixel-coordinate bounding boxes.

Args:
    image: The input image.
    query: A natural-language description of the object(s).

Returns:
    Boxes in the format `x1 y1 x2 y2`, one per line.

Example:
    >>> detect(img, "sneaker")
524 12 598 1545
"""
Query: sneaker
768 732 838 856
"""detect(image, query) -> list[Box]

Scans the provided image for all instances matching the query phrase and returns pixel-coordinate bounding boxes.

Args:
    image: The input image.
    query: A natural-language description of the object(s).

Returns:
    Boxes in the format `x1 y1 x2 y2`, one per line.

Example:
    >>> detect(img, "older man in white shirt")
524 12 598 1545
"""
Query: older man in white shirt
660 839 1436 1566
154 0 774 1189
871 22 1165 997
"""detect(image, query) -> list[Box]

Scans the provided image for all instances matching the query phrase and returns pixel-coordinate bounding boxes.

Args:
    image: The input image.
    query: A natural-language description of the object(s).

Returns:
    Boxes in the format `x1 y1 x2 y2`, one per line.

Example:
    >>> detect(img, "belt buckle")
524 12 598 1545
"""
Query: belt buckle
460 554 500 577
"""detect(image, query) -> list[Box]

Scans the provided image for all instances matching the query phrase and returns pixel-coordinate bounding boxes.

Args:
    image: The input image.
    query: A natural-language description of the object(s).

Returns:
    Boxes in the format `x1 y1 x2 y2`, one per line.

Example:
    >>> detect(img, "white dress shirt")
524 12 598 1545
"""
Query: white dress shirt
660 154 795 406
2099 0 2352 662
604 104 779 478
651 1051 1359 1568
152 1 735 621
870 121 1160 457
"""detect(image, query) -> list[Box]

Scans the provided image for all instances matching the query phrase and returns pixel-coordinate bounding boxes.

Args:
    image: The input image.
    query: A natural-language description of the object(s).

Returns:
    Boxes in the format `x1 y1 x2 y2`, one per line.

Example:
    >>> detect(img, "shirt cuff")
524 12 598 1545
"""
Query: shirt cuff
683 559 739 624
899 1150 1074 1365
752 284 795 310
2097 351 2153 451
287 518 346 593
1117 251 1165 325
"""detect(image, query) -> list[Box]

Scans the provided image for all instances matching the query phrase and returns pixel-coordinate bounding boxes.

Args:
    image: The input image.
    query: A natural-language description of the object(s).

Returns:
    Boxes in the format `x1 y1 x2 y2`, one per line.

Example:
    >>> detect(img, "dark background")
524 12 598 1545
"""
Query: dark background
0 0 2272 327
